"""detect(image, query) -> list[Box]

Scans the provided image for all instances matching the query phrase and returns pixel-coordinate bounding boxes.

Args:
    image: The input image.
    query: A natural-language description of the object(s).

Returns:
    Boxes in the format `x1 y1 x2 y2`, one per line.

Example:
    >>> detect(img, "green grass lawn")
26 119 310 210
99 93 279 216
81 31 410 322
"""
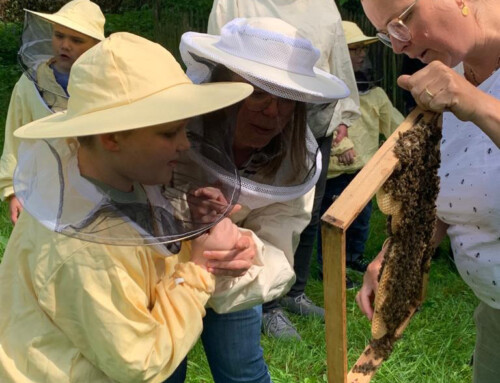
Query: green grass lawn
182 202 476 383
0 24 476 383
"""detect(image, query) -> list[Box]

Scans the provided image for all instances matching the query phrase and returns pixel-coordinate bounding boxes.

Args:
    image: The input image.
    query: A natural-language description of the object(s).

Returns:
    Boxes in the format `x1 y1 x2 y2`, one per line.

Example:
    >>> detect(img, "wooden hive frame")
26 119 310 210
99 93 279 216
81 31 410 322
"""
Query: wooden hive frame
320 108 438 383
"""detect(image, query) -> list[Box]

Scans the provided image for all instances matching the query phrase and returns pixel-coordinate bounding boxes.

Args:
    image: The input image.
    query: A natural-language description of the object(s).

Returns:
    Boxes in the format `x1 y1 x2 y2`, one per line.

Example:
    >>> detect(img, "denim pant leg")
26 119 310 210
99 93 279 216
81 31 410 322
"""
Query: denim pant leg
201 306 272 383
317 172 372 266
316 173 353 267
346 197 372 260
163 357 187 383
288 134 333 297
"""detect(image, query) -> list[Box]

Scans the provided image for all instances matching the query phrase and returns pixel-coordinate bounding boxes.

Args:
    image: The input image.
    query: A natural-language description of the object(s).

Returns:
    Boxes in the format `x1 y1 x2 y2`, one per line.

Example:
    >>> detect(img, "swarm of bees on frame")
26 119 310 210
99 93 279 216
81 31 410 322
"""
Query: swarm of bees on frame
354 114 442 373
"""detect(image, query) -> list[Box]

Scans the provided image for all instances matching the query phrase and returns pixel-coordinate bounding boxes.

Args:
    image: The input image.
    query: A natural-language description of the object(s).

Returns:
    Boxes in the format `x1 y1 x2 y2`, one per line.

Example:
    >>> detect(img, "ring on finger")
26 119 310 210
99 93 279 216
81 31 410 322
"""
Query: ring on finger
424 87 434 98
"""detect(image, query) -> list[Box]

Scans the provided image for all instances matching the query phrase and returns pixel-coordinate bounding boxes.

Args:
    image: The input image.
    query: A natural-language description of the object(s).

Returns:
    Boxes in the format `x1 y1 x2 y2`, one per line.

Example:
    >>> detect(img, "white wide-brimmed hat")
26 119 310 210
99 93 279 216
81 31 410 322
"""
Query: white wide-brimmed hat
15 32 253 139
342 21 378 46
180 17 350 104
25 0 106 41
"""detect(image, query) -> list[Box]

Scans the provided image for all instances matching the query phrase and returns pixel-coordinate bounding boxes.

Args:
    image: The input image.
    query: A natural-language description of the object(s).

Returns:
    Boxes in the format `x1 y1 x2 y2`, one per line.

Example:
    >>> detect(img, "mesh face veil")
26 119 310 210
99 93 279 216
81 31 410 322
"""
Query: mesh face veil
187 108 321 210
18 12 70 110
180 18 352 208
14 132 241 251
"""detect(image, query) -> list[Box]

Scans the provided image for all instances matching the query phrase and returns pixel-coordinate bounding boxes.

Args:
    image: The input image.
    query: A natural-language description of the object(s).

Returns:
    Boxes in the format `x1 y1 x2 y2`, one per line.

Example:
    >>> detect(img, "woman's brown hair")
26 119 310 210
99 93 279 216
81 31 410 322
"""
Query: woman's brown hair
210 65 309 183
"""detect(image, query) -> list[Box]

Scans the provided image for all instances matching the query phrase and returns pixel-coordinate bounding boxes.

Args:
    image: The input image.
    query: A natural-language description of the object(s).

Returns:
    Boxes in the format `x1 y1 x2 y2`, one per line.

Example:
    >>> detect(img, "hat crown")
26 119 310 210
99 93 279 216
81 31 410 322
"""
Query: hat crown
342 21 377 46
215 17 320 77
28 0 105 40
67 32 192 118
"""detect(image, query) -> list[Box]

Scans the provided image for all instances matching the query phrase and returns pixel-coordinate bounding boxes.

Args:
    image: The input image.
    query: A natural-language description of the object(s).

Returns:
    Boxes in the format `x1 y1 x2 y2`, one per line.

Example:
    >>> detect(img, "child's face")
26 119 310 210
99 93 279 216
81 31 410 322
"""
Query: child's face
52 24 98 73
348 44 368 72
111 120 191 187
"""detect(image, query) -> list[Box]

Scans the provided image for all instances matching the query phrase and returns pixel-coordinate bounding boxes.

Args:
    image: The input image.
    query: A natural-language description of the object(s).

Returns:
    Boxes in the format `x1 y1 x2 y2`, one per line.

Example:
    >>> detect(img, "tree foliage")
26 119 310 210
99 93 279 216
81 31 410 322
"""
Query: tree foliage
0 0 150 22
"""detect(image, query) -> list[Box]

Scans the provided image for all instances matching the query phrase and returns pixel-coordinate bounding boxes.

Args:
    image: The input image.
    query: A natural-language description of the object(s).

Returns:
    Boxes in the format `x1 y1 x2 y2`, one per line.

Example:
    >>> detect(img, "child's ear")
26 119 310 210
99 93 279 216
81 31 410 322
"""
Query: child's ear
98 133 121 152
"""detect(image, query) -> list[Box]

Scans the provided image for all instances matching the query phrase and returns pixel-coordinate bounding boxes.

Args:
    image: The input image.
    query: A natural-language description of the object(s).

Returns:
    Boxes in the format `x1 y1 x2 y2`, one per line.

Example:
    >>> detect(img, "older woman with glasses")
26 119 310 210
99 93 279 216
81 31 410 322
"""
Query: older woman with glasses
357 0 500 381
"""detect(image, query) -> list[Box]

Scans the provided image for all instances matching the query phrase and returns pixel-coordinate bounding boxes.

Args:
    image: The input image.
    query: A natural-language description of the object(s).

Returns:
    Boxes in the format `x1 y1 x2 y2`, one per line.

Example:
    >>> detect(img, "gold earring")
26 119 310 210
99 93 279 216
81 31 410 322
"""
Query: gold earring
461 1 469 16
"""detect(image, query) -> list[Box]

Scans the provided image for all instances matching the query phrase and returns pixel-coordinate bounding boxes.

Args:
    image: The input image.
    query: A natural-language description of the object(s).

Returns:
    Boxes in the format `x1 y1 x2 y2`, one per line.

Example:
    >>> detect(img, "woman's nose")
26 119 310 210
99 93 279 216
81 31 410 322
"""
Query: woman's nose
391 36 409 55
261 97 279 117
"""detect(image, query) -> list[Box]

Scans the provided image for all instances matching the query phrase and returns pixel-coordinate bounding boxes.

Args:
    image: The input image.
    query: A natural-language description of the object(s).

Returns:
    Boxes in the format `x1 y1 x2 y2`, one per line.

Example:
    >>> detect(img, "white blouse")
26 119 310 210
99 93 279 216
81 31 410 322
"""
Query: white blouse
436 69 500 308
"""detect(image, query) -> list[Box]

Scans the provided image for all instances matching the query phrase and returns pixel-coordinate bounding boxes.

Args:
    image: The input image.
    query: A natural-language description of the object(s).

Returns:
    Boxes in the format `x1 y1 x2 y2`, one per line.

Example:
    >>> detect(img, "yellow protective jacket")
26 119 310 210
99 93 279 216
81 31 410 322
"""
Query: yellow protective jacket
206 187 314 313
328 87 404 178
207 0 360 137
0 60 67 200
0 211 215 383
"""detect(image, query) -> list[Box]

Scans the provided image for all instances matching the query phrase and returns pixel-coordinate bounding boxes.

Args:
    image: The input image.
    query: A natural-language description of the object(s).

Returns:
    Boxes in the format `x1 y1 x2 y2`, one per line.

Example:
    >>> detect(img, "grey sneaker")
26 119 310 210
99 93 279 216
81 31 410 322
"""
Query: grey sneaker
280 293 325 320
262 308 301 340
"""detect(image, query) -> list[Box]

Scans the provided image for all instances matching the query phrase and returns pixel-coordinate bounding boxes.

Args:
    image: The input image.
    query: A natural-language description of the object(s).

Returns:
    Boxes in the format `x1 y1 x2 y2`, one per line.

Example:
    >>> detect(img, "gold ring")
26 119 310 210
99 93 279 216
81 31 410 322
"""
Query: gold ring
424 87 434 98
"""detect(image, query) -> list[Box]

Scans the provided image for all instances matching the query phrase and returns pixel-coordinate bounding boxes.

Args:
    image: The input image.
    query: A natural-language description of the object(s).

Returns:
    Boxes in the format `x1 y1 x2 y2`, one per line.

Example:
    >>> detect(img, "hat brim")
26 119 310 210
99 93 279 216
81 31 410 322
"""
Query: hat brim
24 9 105 41
182 32 350 103
15 82 253 139
348 36 378 46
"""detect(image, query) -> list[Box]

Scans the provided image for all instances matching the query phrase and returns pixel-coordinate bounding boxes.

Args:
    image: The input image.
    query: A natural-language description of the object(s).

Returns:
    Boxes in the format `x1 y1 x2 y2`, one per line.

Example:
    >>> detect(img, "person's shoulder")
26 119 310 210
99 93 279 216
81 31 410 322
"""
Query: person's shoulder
364 86 393 105
14 72 33 89
370 86 390 98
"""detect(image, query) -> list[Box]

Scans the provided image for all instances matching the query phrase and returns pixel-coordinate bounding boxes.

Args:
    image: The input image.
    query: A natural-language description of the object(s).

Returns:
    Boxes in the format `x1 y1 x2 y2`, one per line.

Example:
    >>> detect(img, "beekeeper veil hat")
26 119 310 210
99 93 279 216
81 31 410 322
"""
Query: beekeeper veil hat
181 17 350 208
17 0 105 110
14 32 253 249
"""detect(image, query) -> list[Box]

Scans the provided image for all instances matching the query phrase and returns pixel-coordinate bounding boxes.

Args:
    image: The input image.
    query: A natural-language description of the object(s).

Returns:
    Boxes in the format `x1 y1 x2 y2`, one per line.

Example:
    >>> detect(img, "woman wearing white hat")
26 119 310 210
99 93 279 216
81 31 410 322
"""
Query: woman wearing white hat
0 32 256 382
167 17 350 383
0 0 105 224
207 0 362 341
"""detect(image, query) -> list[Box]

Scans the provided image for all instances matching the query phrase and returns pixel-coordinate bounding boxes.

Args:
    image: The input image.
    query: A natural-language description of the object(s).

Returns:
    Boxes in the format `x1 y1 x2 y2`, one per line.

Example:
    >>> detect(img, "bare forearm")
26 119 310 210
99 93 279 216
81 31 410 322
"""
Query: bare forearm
431 218 449 249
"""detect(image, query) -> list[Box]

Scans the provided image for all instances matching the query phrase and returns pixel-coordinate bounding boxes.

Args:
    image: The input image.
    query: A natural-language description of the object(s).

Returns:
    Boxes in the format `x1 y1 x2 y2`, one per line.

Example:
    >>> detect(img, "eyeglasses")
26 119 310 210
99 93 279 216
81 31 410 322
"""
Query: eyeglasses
376 0 418 48
245 90 296 114
348 45 367 56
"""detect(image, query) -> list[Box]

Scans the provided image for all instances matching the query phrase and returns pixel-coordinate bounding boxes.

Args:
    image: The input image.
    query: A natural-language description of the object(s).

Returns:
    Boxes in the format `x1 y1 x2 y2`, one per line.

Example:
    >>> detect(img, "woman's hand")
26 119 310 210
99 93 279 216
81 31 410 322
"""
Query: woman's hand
8 195 23 225
355 243 388 320
398 60 482 122
399 60 500 147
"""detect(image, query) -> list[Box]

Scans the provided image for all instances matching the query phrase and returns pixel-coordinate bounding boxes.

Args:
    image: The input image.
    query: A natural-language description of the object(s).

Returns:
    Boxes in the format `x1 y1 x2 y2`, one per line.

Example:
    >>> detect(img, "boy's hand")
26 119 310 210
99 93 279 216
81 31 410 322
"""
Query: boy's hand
336 148 356 165
334 124 348 144
188 186 240 224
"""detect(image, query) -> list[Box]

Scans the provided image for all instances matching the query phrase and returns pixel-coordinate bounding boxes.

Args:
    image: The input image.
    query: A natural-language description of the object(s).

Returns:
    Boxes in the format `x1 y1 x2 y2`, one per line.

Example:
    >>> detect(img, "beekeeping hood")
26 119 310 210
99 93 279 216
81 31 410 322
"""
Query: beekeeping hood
18 0 105 107
180 17 350 208
13 32 253 248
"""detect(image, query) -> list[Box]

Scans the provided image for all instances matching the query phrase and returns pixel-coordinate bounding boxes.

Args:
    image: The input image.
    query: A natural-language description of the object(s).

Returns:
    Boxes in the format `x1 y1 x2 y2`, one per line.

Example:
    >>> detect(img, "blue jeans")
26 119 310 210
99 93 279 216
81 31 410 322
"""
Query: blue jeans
317 172 373 267
285 134 334 298
165 305 271 383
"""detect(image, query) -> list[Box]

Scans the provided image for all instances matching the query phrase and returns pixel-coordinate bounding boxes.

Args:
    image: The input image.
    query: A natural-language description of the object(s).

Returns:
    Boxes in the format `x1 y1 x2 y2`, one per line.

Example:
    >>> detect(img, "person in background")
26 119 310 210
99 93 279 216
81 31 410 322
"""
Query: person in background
208 0 361 341
400 55 426 114
317 21 404 287
0 0 105 224
357 0 500 381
